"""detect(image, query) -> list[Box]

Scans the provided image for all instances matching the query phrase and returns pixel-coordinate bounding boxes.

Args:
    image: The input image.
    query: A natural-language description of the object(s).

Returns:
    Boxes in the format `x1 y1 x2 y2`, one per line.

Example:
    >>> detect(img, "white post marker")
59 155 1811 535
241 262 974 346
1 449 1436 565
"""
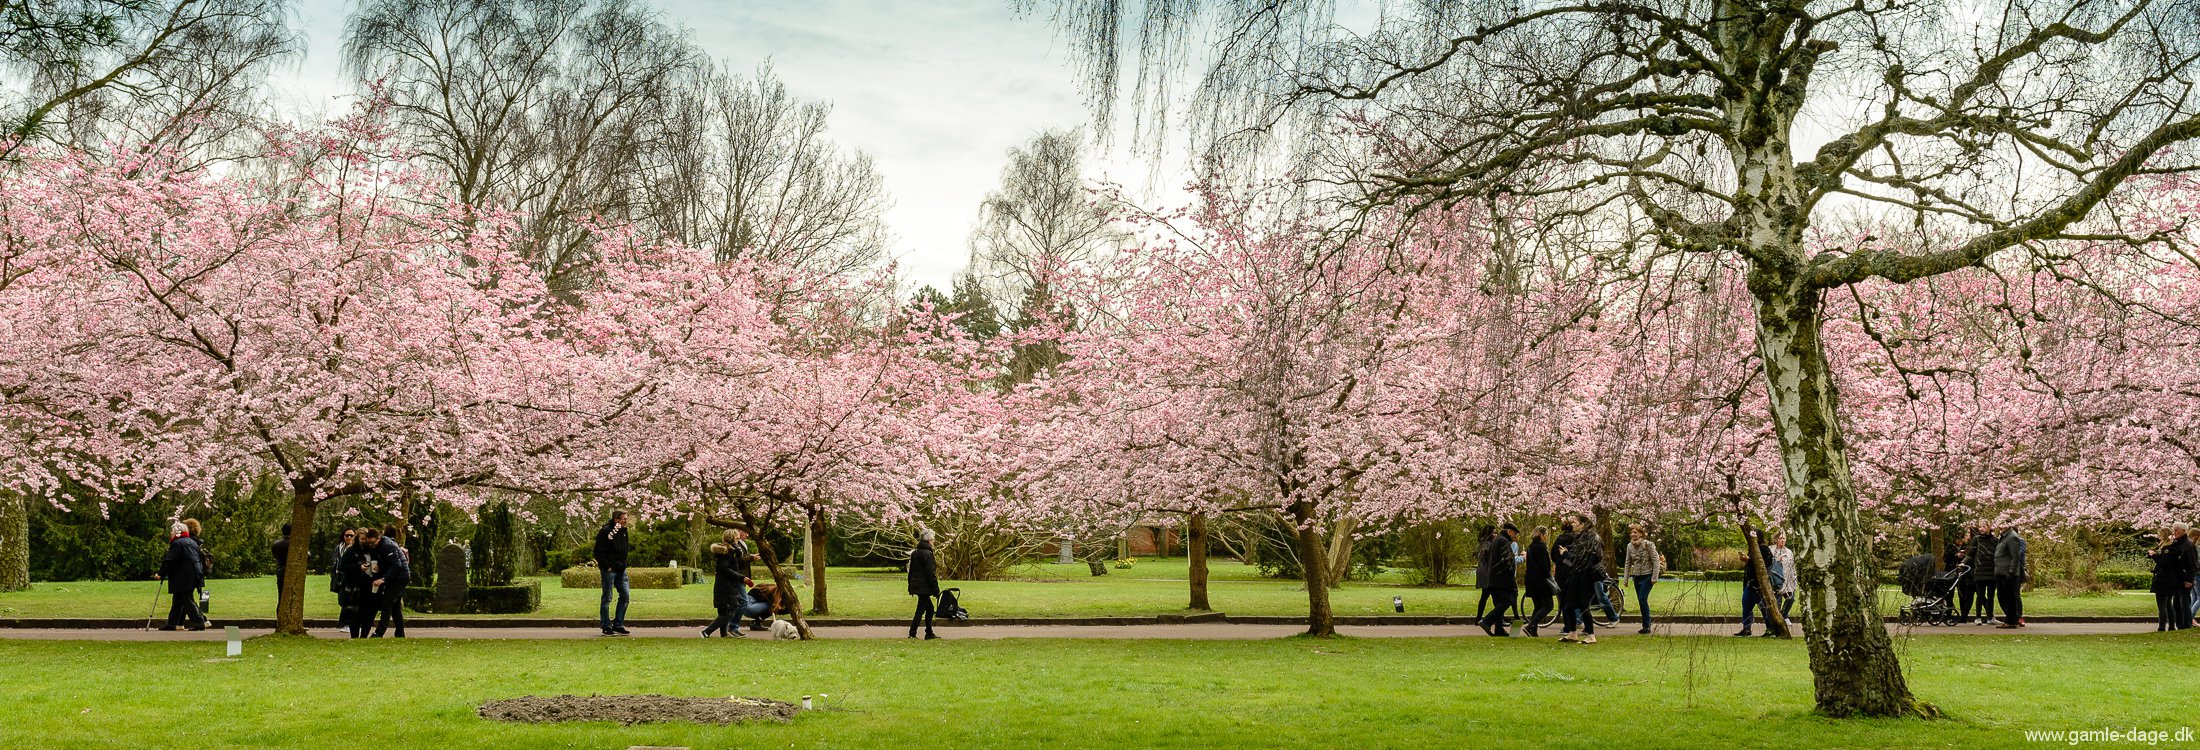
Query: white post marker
801 695 813 711
224 625 242 657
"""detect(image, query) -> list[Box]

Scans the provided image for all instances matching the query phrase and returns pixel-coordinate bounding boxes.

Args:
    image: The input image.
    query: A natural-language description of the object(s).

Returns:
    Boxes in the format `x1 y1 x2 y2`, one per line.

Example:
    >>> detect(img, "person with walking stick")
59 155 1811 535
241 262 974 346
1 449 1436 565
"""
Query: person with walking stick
153 521 208 631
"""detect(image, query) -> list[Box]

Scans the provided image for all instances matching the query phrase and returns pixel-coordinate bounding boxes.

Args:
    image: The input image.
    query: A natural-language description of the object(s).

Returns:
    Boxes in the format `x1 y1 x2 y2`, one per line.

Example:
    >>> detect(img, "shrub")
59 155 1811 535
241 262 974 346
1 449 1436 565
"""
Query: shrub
402 586 435 612
2094 570 2150 590
401 579 540 613
464 580 541 613
1401 520 1468 586
470 501 519 587
630 518 697 569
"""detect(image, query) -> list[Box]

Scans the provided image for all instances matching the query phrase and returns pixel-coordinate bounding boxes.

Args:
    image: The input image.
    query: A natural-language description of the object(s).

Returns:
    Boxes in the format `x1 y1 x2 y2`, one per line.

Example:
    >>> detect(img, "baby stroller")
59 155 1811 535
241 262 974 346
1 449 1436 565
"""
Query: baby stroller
1897 555 1968 627
937 588 970 621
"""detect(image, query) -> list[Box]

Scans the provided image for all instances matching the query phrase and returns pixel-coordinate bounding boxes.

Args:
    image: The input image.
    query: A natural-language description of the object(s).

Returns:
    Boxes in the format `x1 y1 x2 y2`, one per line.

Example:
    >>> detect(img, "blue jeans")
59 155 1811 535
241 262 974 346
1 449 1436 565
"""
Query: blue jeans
1740 584 1773 632
599 568 630 629
2190 575 2199 621
1594 583 1617 620
1631 575 1655 628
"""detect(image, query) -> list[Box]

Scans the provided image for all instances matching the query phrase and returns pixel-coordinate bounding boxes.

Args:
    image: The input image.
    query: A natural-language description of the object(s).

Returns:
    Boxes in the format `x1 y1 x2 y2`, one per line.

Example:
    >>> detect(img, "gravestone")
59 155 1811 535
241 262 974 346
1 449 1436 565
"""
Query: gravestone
434 542 469 614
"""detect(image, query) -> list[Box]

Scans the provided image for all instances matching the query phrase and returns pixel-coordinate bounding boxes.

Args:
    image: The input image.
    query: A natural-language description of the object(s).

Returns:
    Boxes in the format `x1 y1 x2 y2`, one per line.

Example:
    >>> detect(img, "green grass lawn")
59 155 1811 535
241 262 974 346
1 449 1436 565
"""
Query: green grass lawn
0 558 2159 620
2 633 2194 749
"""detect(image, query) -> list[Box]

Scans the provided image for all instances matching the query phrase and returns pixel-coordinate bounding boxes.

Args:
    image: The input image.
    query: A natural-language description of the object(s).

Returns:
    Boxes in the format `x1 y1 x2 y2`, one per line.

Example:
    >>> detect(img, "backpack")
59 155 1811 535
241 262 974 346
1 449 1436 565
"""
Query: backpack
937 587 970 621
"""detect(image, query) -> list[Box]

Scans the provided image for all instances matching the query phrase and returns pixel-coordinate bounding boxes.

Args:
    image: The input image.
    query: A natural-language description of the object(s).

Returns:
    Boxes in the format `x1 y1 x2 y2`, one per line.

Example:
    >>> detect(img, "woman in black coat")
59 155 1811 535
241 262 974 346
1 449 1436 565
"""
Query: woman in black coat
701 540 746 638
1965 526 1999 624
156 522 208 631
339 536 380 639
2147 527 2196 632
908 530 940 640
1556 515 1605 643
1522 527 1556 637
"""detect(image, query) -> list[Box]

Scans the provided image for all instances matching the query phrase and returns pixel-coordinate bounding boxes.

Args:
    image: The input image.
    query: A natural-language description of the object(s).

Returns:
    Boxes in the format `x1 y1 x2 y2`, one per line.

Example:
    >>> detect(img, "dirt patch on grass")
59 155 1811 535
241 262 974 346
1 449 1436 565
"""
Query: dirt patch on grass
478 694 798 726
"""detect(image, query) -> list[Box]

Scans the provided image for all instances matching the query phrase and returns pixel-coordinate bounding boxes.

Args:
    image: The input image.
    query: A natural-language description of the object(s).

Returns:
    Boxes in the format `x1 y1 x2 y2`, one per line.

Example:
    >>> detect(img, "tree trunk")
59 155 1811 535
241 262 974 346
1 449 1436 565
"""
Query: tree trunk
1187 512 1210 610
806 504 829 615
1752 279 1927 717
735 501 812 640
0 490 28 592
1288 503 1334 636
275 481 320 635
1321 519 1356 589
1926 523 1945 575
1593 506 1620 579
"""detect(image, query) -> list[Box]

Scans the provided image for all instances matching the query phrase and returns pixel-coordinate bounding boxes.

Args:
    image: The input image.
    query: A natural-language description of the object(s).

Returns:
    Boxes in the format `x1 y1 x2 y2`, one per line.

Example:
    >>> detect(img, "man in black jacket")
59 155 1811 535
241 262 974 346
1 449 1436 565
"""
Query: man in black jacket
908 529 940 640
2168 523 2196 630
594 510 633 636
1994 524 2029 628
271 523 292 601
367 528 410 638
155 521 208 631
1478 523 1521 637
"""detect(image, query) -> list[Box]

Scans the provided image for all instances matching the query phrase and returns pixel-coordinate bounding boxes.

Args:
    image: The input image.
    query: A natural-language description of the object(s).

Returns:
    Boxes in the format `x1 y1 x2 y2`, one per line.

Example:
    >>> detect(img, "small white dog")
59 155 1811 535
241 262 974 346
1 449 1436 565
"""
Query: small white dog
768 619 800 640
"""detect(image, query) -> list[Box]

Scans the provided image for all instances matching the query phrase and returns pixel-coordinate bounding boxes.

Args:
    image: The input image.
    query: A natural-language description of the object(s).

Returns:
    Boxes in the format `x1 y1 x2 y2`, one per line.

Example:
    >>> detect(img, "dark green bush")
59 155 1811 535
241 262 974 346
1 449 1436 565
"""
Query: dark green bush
401 586 436 613
629 517 697 569
2096 571 2151 590
462 580 540 613
470 501 518 587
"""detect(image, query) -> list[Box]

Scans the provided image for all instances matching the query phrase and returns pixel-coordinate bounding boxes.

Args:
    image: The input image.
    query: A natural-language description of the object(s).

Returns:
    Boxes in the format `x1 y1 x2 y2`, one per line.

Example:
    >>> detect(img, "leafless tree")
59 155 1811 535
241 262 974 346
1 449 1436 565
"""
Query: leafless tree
343 0 697 294
0 0 297 162
1026 0 2200 718
970 129 1126 383
652 63 890 278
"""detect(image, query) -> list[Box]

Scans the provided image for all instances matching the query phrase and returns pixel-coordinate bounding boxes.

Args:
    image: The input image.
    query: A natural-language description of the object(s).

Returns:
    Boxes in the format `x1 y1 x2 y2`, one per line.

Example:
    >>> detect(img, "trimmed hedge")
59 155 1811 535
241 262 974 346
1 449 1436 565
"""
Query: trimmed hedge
401 579 541 614
465 581 540 613
559 566 686 589
2093 571 2151 590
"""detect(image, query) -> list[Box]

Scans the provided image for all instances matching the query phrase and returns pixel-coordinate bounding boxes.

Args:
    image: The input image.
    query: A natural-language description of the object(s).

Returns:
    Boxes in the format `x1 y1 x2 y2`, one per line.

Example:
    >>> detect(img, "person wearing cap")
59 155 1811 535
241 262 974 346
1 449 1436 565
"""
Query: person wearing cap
154 521 208 631
1477 523 1522 637
1623 524 1663 634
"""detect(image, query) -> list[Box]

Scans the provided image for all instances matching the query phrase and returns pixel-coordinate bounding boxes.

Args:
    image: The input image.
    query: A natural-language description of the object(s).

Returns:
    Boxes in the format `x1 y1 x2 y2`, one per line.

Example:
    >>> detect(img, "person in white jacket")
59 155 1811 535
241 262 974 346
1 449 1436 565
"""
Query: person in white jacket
1771 533 1798 621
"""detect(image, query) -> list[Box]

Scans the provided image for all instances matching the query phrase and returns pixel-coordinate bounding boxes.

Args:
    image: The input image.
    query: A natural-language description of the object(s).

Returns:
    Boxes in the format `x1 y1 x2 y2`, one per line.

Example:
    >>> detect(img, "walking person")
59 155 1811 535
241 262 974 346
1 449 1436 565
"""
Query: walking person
2148 527 2188 631
1994 523 2028 628
2164 523 2200 629
1624 524 1662 633
330 528 356 634
1523 526 1555 638
2186 524 2200 628
1557 514 1605 644
339 530 382 639
1473 525 1498 621
271 523 292 600
368 528 409 638
908 529 940 640
701 535 746 638
1967 523 1999 624
1478 523 1521 637
1953 529 1978 620
595 510 632 636
154 521 208 631
1771 532 1798 621
1734 533 1782 637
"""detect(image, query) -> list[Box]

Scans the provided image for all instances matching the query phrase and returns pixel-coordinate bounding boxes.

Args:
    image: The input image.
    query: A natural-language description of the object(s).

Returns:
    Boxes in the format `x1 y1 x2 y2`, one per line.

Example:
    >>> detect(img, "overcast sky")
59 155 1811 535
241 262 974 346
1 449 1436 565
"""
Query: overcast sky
267 0 1145 289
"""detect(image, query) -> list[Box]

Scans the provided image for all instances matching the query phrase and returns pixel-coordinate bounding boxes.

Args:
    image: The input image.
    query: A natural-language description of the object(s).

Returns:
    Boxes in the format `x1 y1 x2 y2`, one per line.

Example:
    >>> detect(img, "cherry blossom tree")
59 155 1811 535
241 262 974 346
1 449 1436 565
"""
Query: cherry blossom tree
0 109 596 633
